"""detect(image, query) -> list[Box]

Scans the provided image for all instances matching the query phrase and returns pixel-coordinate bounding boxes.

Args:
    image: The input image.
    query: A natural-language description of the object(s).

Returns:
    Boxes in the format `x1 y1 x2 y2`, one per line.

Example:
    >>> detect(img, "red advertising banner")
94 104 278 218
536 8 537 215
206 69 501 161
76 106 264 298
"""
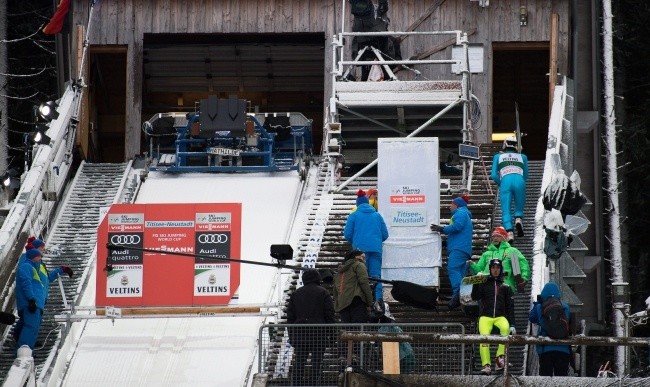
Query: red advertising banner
96 203 241 307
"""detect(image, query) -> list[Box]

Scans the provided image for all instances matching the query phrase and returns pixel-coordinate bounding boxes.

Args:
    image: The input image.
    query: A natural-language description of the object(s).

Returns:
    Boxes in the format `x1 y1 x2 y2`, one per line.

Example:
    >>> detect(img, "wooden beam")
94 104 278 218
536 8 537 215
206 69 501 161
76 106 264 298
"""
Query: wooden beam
396 0 447 44
493 42 549 51
549 13 559 113
76 25 89 159
96 306 261 316
409 28 477 61
382 342 401 374
88 46 128 54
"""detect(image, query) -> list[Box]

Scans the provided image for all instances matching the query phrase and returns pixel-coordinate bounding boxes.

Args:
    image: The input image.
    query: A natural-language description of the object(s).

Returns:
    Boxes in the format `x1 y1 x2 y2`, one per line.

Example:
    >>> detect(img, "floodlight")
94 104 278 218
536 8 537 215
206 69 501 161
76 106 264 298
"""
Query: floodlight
270 244 293 264
1 168 20 189
37 101 59 122
27 126 51 145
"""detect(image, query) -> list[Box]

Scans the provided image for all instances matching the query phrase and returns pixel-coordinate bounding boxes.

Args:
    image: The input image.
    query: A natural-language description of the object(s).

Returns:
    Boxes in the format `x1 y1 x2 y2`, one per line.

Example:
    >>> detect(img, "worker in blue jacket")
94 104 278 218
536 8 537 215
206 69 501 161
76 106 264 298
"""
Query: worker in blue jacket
344 193 389 301
14 248 73 349
431 196 473 309
491 136 528 242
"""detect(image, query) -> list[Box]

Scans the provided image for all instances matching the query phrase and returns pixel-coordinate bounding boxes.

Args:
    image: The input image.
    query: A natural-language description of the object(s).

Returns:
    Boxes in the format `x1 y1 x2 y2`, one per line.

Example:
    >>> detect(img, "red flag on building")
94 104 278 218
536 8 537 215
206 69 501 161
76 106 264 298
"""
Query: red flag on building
43 0 71 35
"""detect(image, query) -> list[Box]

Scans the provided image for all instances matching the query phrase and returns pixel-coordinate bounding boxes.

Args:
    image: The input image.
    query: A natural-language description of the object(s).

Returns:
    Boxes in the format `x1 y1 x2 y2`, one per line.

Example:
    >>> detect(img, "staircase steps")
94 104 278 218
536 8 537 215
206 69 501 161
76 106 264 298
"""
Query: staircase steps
265 145 507 382
469 147 545 376
0 162 132 379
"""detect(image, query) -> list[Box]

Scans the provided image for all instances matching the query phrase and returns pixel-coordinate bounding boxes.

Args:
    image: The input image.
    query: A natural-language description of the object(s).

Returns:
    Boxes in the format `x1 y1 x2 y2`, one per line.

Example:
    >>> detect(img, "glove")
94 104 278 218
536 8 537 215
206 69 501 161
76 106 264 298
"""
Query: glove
510 327 516 335
515 274 526 292
28 299 37 313
516 280 527 293
430 224 444 233
61 265 74 278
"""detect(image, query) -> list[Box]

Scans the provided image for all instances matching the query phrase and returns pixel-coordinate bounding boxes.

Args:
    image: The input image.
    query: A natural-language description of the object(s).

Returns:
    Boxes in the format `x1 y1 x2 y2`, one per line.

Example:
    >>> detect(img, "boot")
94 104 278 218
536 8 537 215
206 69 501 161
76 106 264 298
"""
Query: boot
448 295 460 310
515 218 524 237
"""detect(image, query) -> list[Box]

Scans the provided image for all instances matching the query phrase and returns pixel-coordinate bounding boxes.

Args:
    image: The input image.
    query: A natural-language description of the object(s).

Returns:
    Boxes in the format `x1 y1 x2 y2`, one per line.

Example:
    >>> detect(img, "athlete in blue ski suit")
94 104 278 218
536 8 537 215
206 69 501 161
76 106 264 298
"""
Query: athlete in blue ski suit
15 248 70 349
491 137 528 237
432 196 473 309
344 194 389 301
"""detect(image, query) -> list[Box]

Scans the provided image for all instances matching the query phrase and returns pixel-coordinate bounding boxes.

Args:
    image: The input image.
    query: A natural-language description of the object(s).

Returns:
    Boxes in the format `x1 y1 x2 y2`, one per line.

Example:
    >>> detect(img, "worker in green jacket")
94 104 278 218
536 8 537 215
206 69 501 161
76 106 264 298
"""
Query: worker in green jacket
470 227 531 293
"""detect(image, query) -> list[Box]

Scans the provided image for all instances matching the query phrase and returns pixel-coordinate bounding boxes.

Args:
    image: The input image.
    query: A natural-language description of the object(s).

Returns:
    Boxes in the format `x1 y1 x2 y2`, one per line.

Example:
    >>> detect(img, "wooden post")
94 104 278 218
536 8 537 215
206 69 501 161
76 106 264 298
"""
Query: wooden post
549 13 559 113
76 25 89 159
382 342 401 374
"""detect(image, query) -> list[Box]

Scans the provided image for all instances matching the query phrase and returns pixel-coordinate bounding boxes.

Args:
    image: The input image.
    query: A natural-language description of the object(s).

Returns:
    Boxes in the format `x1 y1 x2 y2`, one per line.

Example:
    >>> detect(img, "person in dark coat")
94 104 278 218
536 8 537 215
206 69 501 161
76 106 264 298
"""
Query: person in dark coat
287 269 335 386
431 196 473 309
529 281 572 376
344 192 389 301
333 249 373 323
471 259 516 376
14 248 73 350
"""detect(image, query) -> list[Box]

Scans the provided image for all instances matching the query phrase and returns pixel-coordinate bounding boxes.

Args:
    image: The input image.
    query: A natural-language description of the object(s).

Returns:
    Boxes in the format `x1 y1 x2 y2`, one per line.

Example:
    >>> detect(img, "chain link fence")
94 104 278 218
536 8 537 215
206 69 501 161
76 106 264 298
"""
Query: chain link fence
258 322 466 386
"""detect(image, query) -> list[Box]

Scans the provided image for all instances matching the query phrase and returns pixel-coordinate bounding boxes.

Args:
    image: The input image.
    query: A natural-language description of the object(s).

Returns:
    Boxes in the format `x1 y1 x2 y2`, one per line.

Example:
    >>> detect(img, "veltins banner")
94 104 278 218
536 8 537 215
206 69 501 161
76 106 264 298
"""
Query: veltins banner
96 203 241 307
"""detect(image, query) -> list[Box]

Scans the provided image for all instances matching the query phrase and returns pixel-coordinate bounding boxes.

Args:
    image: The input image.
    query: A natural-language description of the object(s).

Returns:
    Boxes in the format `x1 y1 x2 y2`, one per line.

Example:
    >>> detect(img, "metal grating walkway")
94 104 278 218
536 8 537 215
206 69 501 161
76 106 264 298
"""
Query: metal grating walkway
470 155 544 376
0 162 131 380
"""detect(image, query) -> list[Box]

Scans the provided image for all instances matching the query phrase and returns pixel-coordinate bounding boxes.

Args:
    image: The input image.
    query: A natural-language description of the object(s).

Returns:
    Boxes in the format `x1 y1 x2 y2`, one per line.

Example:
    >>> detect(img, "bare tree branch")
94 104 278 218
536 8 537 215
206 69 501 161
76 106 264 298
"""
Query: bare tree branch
0 65 48 77
0 24 43 43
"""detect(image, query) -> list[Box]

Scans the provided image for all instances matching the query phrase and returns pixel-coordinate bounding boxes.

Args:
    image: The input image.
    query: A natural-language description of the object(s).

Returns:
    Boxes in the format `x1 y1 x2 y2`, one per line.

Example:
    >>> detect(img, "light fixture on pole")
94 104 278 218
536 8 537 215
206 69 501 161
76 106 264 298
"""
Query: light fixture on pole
612 282 629 304
519 6 528 26
0 168 20 190
37 101 60 122
27 125 52 146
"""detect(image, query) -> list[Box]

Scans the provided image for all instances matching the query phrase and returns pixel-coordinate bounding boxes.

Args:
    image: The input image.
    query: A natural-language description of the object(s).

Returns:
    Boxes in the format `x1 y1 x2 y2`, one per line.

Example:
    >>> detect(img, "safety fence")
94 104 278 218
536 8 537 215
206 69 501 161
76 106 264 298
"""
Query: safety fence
337 330 650 386
258 322 466 386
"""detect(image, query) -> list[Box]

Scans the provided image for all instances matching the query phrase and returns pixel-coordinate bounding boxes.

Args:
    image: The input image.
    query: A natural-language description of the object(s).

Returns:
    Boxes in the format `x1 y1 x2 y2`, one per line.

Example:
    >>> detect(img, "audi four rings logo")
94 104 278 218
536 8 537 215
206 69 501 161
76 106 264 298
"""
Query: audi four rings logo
198 234 229 244
110 235 142 245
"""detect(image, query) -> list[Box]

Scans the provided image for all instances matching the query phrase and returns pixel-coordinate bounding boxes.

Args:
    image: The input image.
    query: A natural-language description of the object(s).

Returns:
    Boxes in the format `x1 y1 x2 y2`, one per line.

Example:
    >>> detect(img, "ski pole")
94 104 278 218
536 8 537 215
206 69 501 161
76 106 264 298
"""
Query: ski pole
57 276 68 309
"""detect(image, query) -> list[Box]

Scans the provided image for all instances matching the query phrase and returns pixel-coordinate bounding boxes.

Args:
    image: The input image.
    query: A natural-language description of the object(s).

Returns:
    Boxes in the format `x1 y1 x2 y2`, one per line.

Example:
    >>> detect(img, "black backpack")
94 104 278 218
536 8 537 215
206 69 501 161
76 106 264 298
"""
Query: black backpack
542 173 587 216
350 0 374 17
541 298 570 339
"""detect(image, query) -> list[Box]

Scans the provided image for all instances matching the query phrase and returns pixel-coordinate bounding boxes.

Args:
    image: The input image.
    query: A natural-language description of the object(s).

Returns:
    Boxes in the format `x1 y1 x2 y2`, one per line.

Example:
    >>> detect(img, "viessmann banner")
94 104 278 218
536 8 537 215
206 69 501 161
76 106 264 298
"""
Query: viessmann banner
96 203 242 307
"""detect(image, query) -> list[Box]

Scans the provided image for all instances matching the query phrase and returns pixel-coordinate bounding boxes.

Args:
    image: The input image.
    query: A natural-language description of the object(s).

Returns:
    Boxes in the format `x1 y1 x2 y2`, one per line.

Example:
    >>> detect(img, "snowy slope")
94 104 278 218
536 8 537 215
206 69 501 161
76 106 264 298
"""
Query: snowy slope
58 171 305 387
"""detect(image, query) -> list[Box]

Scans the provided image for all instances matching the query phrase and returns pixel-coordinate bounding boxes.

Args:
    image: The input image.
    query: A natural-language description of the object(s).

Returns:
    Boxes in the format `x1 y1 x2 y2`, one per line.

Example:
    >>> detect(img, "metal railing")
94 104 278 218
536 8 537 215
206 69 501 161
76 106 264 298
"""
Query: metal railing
339 330 650 386
532 76 575 297
258 322 465 386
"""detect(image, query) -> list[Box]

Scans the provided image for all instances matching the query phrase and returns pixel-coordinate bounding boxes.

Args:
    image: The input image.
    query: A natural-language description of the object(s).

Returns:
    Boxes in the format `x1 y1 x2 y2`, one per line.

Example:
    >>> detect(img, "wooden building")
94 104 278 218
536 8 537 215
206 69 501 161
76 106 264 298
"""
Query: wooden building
65 0 579 162
64 0 602 321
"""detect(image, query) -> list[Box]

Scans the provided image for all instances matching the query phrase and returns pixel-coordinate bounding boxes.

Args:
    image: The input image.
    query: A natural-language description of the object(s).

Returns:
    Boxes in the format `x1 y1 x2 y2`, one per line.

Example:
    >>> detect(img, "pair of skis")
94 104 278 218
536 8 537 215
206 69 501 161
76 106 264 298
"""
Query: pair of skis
515 102 523 153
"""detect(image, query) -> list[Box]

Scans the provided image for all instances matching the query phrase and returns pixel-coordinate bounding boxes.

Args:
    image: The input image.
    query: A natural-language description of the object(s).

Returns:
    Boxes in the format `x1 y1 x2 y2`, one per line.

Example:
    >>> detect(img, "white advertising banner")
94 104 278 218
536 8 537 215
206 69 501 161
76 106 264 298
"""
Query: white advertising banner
378 138 441 286
194 263 231 296
106 265 143 298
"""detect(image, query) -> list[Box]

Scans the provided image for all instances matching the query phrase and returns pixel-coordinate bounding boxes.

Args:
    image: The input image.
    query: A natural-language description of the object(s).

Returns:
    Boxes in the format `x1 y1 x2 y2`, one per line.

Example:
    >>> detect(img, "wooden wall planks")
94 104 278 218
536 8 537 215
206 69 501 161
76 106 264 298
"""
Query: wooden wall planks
70 0 569 159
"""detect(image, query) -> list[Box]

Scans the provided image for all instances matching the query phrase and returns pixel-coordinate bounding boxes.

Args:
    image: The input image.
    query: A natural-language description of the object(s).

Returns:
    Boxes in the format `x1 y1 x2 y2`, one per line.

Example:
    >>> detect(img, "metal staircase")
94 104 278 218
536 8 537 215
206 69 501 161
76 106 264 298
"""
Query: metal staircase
261 144 506 382
0 162 132 380
481 159 544 376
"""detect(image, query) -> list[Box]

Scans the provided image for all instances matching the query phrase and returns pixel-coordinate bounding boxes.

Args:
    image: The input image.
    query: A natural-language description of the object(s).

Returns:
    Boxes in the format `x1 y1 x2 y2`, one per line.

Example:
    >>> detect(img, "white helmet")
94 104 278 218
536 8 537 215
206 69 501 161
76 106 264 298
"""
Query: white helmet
503 136 518 150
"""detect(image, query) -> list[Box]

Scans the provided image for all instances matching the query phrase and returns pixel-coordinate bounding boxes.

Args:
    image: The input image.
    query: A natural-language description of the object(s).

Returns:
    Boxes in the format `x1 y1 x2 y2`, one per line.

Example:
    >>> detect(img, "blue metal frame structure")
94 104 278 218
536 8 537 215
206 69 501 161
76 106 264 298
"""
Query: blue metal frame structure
145 111 312 174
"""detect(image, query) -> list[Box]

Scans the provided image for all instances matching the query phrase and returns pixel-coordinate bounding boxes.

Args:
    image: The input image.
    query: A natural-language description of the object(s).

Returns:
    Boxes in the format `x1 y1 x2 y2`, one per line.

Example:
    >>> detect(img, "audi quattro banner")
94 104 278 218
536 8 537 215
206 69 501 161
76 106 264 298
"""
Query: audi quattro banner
194 212 233 296
96 203 241 307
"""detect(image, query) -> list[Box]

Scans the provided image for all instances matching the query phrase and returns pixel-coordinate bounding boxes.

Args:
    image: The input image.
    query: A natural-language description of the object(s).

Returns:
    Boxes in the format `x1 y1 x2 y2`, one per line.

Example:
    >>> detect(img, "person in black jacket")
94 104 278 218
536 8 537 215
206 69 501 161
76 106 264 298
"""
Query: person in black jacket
287 269 335 386
471 259 516 376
